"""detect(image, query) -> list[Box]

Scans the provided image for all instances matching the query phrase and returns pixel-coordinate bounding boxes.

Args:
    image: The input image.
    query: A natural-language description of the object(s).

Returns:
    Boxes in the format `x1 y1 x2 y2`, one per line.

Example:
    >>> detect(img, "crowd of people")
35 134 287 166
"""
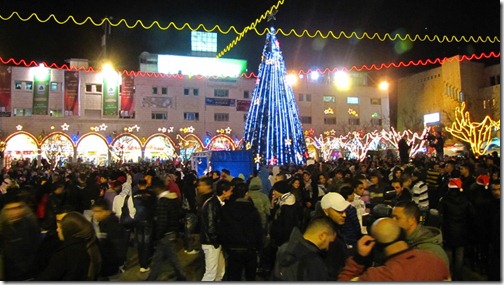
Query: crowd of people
0 149 500 281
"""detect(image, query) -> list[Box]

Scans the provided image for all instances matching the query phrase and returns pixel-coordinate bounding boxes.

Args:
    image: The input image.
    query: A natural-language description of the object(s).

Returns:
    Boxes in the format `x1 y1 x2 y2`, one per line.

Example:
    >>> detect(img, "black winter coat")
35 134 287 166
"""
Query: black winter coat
97 215 128 276
220 198 263 250
200 195 222 246
36 237 98 281
438 189 475 247
154 193 182 241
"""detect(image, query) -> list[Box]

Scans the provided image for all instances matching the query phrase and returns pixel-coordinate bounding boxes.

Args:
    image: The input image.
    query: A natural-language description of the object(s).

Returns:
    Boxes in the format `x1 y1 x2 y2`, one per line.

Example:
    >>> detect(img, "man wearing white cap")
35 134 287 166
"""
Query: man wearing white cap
312 192 351 280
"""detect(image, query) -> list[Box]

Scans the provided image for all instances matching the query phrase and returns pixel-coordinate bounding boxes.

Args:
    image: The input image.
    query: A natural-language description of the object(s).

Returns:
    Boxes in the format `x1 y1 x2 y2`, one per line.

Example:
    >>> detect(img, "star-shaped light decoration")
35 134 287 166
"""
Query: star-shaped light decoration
254 98 260 105
254 154 262 164
268 156 277 165
167 127 174 133
133 125 140 132
225 127 232 134
285 138 292 146
330 129 336 135
216 129 224 134
308 128 315 136
324 107 334 114
16 125 23 130
61 123 70 131
324 131 330 136
304 130 309 136
187 126 195 133
246 142 251 150
99 123 108 131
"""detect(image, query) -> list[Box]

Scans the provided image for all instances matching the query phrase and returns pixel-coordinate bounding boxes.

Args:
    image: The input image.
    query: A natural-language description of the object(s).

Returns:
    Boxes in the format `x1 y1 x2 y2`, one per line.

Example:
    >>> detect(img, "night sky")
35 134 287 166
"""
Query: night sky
0 0 500 78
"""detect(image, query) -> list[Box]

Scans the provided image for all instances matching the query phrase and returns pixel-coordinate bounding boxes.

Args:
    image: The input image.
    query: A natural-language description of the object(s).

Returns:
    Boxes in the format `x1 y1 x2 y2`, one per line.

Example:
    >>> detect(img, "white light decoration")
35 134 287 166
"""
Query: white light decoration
225 127 232 134
61 123 70 131
310 71 320 81
334 71 351 91
16 125 23 130
167 127 174 133
99 123 108 131
324 107 334 115
285 138 292 146
254 98 260 105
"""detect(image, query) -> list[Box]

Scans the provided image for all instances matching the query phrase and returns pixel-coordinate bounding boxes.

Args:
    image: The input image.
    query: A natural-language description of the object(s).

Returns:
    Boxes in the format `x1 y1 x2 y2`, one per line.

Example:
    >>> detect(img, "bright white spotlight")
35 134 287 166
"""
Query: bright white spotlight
334 71 351 90
379 81 389 91
286 73 298 86
310 71 320 81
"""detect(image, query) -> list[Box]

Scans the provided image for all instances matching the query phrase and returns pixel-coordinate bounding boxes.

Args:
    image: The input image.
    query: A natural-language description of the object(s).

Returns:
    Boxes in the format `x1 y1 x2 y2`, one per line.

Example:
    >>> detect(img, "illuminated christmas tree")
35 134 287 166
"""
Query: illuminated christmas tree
244 26 307 165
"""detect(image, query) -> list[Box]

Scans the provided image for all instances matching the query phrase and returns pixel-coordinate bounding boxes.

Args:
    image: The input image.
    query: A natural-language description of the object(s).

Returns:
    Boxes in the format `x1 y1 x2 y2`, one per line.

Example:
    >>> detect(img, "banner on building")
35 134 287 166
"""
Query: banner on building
141 97 173 108
0 66 11 117
205 97 236 107
103 73 119 116
120 74 135 118
64 71 79 116
236 100 251 112
32 68 50 115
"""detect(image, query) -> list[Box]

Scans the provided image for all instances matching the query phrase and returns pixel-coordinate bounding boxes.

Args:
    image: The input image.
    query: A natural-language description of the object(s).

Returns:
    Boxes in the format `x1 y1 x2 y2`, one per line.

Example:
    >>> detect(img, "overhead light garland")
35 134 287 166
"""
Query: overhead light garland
0 11 498 44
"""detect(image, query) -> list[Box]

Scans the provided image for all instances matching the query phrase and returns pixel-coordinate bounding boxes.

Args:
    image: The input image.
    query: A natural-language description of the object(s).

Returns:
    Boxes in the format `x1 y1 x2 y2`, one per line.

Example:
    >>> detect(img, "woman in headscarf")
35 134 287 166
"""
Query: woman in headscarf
36 211 102 281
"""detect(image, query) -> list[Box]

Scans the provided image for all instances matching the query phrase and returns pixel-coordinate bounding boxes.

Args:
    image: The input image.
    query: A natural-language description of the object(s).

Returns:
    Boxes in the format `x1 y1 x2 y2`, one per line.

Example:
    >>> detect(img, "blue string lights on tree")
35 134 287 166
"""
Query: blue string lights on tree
244 26 307 166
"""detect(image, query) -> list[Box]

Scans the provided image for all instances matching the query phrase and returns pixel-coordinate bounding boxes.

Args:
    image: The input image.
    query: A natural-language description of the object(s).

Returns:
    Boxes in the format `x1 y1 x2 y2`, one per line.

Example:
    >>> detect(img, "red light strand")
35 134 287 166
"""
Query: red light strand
0 51 499 79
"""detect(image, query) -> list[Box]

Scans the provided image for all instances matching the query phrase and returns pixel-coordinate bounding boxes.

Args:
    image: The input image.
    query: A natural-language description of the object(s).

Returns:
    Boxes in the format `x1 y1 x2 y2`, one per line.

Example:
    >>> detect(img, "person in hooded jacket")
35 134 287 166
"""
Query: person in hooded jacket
220 182 263 281
392 200 448 265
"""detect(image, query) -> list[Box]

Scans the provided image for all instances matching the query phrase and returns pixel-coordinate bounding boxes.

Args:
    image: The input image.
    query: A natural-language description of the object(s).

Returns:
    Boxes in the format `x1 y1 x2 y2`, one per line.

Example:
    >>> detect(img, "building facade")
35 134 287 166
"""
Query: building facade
397 56 500 131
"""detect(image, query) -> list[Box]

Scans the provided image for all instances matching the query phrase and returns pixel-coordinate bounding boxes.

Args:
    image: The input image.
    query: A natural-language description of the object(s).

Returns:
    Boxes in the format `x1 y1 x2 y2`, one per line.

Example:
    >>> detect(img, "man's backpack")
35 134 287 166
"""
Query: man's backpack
119 195 135 229
272 242 309 281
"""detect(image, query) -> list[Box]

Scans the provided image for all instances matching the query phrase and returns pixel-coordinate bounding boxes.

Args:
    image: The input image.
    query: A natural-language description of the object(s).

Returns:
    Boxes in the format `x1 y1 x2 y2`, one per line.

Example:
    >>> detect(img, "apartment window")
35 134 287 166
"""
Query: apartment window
161 87 167 95
300 116 312 124
298 93 304 101
489 74 500 86
370 98 381 105
348 118 360 125
214 113 229 122
371 118 382 126
15 81 35 90
184 112 199 121
184 88 190 95
85 84 102 93
193 89 199 96
347 97 359 104
214 89 229 97
151 112 167 120
305 94 312 102
244 90 250 99
323 95 335 103
324 117 337 125
50 82 62 91
13 108 32 117
152 87 158 94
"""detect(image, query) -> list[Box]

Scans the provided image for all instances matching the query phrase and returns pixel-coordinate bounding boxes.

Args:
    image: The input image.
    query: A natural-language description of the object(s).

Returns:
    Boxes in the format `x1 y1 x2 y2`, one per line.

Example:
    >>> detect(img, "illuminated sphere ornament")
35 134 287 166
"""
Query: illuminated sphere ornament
243 26 307 165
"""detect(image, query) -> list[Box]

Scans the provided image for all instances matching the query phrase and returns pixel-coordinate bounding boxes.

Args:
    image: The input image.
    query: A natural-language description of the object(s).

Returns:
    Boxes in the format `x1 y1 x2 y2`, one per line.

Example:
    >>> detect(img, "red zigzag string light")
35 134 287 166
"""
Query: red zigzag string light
0 51 499 79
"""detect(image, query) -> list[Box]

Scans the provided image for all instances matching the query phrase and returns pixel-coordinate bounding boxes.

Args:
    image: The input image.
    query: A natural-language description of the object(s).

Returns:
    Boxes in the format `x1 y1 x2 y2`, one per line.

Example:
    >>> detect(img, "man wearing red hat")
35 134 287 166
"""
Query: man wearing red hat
438 178 475 281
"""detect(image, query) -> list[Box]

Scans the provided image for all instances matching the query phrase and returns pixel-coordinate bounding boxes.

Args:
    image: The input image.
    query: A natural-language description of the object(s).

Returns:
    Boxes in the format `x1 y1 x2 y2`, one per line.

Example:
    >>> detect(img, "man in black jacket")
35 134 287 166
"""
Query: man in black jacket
273 216 336 281
132 178 157 273
220 182 263 281
200 179 233 281
91 199 128 279
147 179 186 281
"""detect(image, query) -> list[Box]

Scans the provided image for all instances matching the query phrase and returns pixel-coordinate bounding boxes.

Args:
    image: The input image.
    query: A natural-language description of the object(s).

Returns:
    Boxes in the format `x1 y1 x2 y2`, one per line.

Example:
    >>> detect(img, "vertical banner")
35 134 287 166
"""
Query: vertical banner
102 72 119 116
32 67 50 115
64 70 79 116
0 66 11 117
120 74 134 118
